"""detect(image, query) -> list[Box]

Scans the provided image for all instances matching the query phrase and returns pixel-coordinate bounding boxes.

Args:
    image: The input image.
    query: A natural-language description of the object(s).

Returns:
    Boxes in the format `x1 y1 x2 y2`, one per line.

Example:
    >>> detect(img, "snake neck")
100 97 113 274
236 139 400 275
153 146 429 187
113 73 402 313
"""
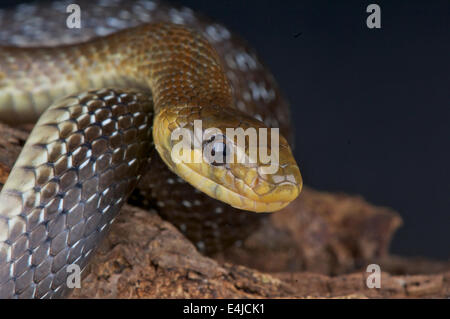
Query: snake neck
0 23 233 123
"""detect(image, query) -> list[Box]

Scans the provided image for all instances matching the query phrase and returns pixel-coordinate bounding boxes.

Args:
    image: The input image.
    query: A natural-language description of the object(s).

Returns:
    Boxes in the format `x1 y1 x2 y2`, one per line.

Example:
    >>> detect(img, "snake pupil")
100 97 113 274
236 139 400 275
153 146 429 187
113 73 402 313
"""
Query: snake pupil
210 140 227 166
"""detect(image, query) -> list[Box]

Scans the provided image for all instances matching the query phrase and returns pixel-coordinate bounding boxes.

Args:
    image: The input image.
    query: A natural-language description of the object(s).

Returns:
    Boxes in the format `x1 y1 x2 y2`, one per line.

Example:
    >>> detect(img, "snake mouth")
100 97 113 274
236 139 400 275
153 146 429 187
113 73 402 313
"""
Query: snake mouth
154 138 303 212
171 158 302 212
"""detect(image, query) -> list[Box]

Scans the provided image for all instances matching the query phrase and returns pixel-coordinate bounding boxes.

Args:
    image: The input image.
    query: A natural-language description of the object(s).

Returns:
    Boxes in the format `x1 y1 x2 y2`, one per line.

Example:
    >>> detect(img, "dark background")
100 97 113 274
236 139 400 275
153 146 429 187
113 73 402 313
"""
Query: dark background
175 0 450 261
2 0 449 260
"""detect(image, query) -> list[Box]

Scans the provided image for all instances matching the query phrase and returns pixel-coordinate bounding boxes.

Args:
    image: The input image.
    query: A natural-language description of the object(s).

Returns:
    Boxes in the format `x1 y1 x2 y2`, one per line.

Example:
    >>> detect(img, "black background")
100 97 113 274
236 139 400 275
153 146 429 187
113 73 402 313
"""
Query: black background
2 0 449 260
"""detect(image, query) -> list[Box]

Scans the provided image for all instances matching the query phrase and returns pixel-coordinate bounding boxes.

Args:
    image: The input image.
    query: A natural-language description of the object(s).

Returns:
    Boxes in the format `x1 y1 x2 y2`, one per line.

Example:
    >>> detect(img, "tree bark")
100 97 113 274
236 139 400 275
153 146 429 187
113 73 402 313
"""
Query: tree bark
0 123 448 298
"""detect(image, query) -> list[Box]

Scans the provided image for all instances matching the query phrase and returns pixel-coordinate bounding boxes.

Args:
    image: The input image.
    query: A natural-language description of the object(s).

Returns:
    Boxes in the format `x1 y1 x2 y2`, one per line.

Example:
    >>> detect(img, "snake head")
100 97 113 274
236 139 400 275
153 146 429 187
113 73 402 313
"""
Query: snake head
153 105 302 212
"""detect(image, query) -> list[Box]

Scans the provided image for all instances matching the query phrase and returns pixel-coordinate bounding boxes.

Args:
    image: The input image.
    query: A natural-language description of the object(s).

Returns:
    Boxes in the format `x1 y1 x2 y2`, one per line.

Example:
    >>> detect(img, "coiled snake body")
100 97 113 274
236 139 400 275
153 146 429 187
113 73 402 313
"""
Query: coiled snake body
0 0 302 298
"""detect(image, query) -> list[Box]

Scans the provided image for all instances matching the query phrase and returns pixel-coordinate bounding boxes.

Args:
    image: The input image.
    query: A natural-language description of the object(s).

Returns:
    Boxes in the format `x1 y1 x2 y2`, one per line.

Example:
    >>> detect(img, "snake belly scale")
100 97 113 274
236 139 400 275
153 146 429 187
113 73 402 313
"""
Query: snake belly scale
0 0 302 298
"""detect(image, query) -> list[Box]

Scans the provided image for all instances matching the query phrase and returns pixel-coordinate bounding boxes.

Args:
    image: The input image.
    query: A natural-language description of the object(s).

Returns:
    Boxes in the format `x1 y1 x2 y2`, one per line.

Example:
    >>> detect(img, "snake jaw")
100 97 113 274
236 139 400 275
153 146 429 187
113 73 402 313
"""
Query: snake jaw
153 105 303 213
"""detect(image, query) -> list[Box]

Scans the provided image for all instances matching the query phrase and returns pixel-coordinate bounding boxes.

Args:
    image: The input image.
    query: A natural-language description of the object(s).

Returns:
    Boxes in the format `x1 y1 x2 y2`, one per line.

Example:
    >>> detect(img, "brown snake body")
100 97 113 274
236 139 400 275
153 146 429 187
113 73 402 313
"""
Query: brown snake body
0 0 302 298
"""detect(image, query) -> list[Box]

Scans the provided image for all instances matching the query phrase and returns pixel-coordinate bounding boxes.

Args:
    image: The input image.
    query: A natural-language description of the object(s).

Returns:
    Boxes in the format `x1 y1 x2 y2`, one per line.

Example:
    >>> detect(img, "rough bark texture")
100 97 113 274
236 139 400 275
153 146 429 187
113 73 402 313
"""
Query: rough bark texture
0 123 448 299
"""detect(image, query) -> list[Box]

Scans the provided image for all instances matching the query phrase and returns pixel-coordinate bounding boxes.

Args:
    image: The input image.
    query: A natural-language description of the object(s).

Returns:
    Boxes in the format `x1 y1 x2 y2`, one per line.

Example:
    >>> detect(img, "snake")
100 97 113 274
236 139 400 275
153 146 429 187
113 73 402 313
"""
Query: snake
0 0 302 298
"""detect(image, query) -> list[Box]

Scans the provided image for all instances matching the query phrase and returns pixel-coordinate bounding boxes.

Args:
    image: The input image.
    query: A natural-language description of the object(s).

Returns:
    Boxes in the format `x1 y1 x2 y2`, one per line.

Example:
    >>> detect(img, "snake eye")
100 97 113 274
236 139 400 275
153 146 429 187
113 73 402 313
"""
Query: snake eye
203 135 230 166
210 142 227 166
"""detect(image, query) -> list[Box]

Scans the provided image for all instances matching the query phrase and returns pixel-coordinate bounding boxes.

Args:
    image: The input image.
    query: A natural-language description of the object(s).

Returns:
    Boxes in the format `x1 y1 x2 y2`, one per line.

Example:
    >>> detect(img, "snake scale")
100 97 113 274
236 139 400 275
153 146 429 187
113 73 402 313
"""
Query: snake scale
0 0 302 298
